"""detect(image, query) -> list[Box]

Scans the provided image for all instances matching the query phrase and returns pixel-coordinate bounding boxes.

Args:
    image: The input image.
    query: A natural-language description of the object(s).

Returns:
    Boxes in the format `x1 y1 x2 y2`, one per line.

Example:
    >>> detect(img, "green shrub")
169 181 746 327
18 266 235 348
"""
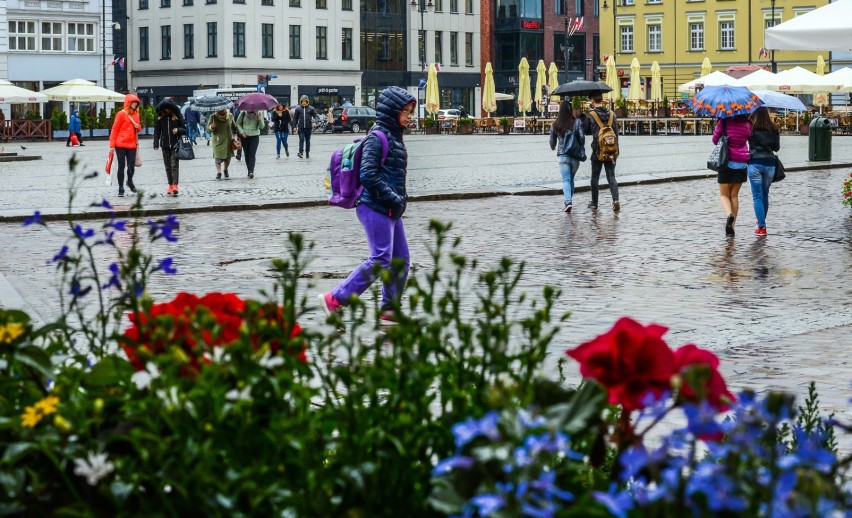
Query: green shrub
50 108 69 130
97 108 108 129
458 116 473 126
498 117 509 125
424 117 437 127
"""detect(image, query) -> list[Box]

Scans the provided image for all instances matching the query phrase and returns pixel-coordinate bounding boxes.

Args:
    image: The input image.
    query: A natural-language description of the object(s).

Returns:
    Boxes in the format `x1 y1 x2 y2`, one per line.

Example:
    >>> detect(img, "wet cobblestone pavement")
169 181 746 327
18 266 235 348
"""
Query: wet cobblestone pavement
1 165 850 447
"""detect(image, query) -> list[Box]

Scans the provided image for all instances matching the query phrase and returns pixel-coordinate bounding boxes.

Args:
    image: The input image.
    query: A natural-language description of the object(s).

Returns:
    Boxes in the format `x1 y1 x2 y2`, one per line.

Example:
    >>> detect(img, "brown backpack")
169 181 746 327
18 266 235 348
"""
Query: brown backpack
589 110 619 163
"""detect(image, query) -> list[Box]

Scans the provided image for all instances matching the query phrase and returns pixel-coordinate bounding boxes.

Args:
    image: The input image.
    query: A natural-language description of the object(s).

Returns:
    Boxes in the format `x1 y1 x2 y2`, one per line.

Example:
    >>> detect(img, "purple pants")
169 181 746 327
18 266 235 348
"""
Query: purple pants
332 204 410 309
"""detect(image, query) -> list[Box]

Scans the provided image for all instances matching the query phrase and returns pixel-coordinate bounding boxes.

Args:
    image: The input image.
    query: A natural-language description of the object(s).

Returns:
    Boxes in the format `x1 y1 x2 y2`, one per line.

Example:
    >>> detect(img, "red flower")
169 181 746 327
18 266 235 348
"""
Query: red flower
673 344 735 411
567 317 677 411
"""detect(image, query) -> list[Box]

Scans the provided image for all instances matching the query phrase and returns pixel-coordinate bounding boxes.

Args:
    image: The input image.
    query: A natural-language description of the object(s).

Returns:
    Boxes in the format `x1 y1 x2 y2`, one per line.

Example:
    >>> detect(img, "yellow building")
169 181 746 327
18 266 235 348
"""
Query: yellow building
598 0 829 100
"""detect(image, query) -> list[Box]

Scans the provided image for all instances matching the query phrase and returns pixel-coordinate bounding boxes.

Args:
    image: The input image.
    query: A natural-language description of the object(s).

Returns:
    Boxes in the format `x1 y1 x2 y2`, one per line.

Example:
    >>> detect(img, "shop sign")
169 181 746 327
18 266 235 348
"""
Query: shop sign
521 20 542 30
514 119 526 128
317 87 340 94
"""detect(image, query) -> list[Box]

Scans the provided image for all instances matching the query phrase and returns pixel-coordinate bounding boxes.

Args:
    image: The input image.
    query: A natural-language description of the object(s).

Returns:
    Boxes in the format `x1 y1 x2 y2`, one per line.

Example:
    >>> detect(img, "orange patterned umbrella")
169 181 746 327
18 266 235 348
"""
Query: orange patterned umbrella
688 85 764 119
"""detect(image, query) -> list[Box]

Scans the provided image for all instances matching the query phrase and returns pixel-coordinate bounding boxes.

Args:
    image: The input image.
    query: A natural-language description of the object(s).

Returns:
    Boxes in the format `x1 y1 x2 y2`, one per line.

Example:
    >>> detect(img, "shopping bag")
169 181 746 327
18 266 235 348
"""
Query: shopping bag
772 155 786 183
135 146 142 167
176 136 195 160
105 150 114 186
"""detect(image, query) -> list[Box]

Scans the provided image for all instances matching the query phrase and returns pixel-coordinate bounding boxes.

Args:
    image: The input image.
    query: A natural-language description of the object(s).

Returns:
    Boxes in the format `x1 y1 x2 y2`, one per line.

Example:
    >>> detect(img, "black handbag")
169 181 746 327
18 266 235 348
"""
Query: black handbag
707 119 729 172
175 136 195 161
562 119 587 162
772 155 786 182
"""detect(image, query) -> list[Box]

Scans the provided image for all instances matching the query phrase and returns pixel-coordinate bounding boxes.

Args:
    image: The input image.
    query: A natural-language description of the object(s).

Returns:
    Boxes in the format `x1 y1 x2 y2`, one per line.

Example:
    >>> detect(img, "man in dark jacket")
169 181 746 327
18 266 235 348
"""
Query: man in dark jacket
583 93 621 211
292 95 319 158
184 106 200 145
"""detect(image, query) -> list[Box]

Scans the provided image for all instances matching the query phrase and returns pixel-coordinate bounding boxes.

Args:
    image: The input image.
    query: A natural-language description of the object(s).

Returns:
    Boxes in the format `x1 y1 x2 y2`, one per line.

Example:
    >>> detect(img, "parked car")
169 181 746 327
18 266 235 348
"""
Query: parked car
332 106 377 133
437 109 461 120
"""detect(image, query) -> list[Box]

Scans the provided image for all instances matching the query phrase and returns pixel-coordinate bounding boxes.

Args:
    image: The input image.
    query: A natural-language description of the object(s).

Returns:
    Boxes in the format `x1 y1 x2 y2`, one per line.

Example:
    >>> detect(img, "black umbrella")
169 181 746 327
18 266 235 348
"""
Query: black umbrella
552 80 612 97
191 95 234 113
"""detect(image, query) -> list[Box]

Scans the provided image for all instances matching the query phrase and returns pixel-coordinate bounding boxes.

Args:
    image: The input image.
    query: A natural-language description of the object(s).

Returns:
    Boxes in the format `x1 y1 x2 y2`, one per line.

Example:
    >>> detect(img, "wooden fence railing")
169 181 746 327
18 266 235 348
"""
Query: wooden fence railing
0 120 52 141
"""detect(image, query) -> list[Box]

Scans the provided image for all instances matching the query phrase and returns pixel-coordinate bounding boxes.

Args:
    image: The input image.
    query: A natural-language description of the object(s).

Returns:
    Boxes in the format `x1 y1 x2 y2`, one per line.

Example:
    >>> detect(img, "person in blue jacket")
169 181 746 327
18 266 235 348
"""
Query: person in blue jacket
66 109 83 146
184 106 201 145
318 86 416 325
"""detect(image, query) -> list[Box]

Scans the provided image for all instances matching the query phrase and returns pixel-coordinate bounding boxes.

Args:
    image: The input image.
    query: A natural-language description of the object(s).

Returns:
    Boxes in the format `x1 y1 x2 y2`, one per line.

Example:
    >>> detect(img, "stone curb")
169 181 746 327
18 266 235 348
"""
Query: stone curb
1 161 849 224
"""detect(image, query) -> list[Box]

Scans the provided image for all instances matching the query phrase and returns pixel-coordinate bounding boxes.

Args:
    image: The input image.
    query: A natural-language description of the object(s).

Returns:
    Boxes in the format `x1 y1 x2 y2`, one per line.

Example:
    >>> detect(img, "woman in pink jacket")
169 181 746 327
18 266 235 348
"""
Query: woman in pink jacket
712 114 752 237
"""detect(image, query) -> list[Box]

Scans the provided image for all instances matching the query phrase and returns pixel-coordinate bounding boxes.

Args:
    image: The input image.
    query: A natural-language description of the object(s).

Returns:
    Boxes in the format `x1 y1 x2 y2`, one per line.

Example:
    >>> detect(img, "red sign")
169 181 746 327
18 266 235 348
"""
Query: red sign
617 68 624 77
521 20 542 29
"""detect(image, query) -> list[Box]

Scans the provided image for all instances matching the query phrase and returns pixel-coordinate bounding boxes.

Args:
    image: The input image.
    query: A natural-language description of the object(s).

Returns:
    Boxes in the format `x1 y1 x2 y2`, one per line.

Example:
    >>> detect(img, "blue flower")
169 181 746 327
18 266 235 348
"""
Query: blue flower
147 215 180 243
154 257 178 275
74 224 95 240
451 417 481 449
777 426 836 473
593 484 634 518
69 279 90 298
102 263 122 290
518 409 546 429
478 411 501 441
432 455 474 476
685 462 746 513
683 401 723 438
108 219 127 232
470 494 505 516
520 501 557 518
50 245 70 264
23 210 43 227
99 199 113 209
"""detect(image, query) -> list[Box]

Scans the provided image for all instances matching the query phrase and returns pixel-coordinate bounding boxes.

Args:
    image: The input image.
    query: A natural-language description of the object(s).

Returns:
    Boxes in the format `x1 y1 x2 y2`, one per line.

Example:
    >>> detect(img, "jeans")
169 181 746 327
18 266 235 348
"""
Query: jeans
115 147 136 191
559 156 580 206
186 123 198 144
241 135 259 174
298 127 313 154
590 158 619 207
748 163 775 228
161 145 179 185
275 130 289 155
332 204 410 309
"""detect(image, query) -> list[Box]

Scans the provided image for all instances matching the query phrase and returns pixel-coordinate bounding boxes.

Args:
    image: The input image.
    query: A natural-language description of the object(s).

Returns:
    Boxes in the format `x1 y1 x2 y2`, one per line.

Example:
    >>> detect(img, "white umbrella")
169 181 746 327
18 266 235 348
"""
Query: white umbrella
735 69 780 90
0 80 47 103
765 0 852 51
677 71 738 93
41 79 125 102
823 67 852 93
772 66 834 94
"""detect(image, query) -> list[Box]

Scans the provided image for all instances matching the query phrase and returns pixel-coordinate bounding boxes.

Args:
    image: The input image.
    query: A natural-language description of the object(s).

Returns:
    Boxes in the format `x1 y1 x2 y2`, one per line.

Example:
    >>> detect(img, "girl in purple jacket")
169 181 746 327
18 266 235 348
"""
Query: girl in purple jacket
712 115 752 237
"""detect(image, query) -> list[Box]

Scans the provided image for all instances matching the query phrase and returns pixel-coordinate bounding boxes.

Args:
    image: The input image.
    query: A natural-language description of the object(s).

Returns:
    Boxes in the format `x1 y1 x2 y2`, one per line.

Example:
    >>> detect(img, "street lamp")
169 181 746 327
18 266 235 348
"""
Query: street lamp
102 0 107 87
770 0 777 73
560 16 584 81
602 0 617 63
410 0 433 126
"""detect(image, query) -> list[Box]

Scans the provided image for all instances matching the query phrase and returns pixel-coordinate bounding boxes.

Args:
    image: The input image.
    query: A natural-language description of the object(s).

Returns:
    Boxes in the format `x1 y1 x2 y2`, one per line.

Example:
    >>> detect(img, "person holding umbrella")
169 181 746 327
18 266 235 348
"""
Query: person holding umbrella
152 99 187 197
235 110 265 179
747 107 780 236
549 100 584 213
207 108 237 180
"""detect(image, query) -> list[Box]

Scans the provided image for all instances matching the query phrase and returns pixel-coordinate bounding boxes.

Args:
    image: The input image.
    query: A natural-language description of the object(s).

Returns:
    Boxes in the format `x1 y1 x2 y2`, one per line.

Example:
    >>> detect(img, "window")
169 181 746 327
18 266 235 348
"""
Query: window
183 24 193 58
450 0 458 13
465 0 473 14
556 0 563 15
9 21 36 51
68 23 95 52
206 22 217 56
623 0 633 4
720 21 734 49
620 25 633 53
465 32 473 65
139 0 149 8
183 0 193 5
343 0 352 9
379 33 390 60
161 0 171 6
234 0 246 3
161 25 172 59
419 30 426 67
342 27 353 60
290 0 300 6
233 22 245 56
576 0 583 16
434 0 442 11
206 0 216 3
316 26 327 59
262 24 274 57
594 0 599 17
434 31 442 65
317 0 326 7
647 24 661 51
289 25 301 58
262 0 274 4
450 31 458 66
647 0 661 3
41 22 63 52
140 26 149 60
690 22 704 50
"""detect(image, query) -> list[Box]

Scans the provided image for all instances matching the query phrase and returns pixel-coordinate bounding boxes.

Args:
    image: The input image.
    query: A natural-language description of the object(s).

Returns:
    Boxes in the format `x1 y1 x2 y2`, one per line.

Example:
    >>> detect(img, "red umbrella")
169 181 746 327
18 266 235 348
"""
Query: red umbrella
235 92 279 112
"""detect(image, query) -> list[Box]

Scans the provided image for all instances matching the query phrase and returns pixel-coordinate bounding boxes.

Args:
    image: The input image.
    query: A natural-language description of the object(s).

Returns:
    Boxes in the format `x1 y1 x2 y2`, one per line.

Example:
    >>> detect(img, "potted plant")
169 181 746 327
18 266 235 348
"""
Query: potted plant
614 97 628 118
799 111 812 135
659 96 670 117
423 117 439 134
497 117 510 134
457 117 474 134
50 108 69 139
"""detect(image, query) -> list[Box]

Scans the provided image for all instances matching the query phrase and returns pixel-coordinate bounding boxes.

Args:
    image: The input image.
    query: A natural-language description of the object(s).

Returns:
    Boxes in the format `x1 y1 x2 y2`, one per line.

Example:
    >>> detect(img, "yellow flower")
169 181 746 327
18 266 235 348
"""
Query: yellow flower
0 322 25 343
35 395 60 415
21 406 42 428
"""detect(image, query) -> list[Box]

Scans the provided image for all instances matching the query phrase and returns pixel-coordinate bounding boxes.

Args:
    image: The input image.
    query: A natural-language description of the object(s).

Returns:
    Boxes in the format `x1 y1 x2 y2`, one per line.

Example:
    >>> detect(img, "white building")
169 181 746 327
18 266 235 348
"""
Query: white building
129 0 361 110
0 0 118 117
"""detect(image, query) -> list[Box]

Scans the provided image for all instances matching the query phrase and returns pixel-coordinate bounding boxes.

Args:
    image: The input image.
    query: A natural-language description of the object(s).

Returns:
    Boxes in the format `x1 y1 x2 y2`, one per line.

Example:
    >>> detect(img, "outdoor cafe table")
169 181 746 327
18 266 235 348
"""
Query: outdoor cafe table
617 117 717 136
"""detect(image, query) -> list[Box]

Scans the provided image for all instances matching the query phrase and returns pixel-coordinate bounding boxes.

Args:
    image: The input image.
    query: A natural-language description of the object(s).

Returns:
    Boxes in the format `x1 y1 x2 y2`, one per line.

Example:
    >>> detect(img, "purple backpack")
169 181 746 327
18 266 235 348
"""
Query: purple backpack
324 129 389 208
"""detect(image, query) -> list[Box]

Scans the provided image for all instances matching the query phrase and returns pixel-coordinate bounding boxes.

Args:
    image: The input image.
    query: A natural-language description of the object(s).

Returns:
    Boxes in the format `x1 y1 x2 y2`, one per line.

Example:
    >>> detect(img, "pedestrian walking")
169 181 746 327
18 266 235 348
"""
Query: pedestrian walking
200 112 211 145
109 94 143 197
235 110 265 179
66 109 84 147
207 108 237 180
712 114 752 237
292 95 318 159
326 106 334 130
231 106 242 161
318 86 417 325
184 106 200 145
271 104 291 158
153 99 187 197
584 93 621 212
549 100 585 213
747 107 779 236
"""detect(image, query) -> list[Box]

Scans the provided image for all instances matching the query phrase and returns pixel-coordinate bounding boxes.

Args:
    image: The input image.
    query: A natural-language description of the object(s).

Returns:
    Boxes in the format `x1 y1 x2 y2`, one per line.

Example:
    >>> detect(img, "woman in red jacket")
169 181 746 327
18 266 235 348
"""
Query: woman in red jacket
109 94 143 197
712 114 752 237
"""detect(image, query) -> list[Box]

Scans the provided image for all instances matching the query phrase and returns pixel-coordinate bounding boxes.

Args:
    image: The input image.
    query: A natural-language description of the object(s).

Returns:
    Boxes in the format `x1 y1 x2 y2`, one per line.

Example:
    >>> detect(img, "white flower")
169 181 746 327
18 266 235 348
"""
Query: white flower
131 363 161 390
225 386 252 402
257 351 284 369
73 452 115 486
202 347 228 364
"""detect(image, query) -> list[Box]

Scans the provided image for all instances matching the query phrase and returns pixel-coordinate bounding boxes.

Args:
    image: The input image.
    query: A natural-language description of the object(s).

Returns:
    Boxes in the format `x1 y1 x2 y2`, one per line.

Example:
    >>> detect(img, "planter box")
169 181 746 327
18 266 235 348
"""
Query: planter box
53 130 70 139
457 124 474 135
497 125 510 135
424 126 439 134
799 124 810 136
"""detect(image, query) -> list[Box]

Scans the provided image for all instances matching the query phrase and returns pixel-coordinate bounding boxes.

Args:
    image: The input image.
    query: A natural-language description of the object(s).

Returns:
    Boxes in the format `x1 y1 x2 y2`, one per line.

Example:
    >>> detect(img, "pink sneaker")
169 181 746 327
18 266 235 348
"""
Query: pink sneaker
318 292 341 317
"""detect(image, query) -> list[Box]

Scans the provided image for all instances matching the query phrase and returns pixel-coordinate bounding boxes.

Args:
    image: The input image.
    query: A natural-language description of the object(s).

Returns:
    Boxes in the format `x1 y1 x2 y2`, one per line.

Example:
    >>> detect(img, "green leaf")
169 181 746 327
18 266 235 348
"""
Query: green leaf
14 345 53 380
427 479 467 514
0 468 24 498
85 356 132 387
2 443 35 464
546 381 607 434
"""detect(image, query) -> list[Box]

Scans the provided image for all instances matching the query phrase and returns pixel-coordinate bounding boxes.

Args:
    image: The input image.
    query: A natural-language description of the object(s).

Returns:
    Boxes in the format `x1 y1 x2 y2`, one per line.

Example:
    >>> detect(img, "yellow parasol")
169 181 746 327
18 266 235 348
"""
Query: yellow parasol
701 57 712 77
650 61 662 103
425 63 441 116
606 55 620 103
548 62 560 102
815 55 829 109
518 57 532 115
534 59 547 112
482 62 497 115
628 58 642 101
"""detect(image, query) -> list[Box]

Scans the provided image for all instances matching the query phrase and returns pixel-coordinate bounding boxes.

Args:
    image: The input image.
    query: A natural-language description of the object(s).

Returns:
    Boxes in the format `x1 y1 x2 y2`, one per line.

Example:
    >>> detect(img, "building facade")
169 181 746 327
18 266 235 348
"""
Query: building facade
598 0 828 101
129 0 361 111
1 0 117 117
